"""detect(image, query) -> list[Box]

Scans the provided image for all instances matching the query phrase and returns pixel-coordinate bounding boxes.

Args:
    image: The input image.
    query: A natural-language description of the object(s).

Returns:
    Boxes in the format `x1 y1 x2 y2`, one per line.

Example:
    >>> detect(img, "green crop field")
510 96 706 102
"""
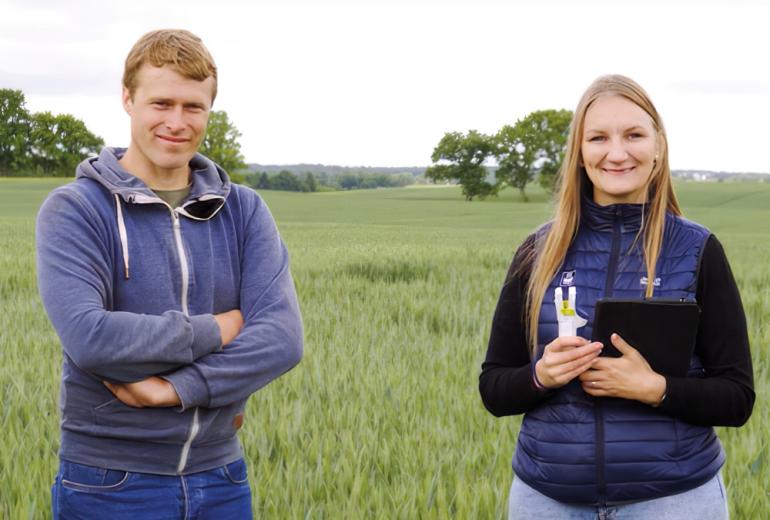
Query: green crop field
0 178 767 518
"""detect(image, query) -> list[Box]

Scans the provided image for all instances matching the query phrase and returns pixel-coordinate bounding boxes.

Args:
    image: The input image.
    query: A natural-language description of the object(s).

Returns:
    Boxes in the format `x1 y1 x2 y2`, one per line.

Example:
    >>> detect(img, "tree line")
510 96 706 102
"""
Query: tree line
0 87 249 178
3 85 571 199
245 169 416 192
0 86 415 191
0 89 104 176
426 109 573 201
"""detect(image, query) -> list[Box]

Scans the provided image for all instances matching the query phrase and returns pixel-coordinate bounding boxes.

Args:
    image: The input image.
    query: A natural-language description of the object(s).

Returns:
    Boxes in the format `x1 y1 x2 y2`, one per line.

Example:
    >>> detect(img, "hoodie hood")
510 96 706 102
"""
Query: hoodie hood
77 147 231 206
78 147 232 280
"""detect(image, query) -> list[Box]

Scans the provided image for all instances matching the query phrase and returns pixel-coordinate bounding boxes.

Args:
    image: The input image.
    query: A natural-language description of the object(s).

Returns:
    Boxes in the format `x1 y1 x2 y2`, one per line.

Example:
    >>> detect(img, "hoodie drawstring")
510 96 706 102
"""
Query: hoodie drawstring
114 194 130 279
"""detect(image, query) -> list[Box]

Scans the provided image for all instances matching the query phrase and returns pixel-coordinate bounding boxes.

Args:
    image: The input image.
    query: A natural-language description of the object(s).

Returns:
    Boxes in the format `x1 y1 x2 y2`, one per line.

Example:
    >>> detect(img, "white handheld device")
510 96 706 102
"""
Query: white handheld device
554 286 587 337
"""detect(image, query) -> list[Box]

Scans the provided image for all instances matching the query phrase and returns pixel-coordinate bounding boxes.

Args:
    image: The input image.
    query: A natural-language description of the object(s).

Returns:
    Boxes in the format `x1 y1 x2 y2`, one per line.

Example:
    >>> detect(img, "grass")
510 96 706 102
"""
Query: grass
0 178 767 518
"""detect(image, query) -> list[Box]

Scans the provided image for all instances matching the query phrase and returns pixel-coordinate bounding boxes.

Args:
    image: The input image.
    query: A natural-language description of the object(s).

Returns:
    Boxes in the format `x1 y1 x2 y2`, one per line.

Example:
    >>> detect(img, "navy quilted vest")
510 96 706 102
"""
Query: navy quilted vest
512 196 723 505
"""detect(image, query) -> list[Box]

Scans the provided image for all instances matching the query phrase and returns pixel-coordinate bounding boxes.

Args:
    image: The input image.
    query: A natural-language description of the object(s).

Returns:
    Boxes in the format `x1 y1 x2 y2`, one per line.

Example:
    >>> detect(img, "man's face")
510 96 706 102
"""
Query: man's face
122 64 215 177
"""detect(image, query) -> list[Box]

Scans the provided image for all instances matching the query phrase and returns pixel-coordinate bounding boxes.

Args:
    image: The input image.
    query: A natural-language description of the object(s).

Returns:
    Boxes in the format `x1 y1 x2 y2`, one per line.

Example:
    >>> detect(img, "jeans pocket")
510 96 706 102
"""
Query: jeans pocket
59 460 130 493
222 458 249 485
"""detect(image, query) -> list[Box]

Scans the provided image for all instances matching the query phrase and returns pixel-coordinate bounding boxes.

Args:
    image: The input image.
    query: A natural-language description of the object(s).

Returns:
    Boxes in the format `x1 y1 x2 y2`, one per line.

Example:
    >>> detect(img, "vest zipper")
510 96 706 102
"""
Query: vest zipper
603 206 623 299
595 206 622 506
169 208 199 474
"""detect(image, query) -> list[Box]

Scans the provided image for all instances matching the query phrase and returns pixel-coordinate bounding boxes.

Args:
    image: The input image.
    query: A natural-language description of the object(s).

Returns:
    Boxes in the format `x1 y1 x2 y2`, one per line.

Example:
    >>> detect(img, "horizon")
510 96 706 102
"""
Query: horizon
243 162 770 176
4 0 770 172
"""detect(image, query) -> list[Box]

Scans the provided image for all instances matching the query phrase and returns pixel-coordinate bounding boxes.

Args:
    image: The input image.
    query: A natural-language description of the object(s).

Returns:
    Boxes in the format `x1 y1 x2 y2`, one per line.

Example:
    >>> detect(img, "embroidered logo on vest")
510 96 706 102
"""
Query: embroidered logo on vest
640 276 661 287
560 270 576 286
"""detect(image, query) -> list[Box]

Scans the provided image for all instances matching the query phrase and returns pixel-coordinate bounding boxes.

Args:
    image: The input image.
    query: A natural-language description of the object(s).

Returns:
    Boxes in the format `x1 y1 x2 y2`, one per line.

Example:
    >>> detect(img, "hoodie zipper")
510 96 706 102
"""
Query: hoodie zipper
171 210 190 316
169 208 199 474
595 206 622 506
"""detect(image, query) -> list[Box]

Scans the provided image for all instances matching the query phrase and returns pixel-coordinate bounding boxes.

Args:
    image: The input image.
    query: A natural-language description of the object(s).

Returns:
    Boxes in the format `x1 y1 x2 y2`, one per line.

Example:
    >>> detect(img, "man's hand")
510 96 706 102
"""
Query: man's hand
579 333 667 406
104 376 181 408
214 309 244 347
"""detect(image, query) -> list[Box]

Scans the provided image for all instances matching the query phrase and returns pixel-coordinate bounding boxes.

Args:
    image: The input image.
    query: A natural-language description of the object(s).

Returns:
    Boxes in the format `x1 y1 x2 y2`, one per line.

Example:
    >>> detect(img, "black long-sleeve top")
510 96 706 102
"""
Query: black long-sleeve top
479 234 755 427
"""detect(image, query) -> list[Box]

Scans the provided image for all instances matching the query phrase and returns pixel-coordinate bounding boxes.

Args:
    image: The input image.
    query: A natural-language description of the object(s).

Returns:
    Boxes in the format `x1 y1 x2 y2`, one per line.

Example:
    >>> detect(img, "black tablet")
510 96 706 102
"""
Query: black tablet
591 298 700 377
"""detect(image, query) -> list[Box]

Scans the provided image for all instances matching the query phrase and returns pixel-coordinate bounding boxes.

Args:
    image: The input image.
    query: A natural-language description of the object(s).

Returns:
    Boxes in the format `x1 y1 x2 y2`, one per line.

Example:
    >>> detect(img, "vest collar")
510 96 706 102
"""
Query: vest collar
581 194 647 233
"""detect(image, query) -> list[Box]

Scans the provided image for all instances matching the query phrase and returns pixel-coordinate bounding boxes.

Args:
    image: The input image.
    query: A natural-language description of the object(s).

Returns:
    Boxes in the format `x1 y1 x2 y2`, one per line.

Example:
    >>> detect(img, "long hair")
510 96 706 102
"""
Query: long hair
525 75 682 354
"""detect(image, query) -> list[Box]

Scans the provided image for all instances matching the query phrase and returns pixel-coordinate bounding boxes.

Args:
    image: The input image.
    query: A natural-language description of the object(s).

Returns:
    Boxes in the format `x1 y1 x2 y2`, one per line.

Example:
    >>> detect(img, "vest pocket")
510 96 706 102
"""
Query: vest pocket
91 398 190 443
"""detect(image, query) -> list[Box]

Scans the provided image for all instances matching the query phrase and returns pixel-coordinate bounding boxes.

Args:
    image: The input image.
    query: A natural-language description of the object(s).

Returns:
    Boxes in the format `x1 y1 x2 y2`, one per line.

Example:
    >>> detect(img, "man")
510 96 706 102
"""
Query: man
36 29 303 517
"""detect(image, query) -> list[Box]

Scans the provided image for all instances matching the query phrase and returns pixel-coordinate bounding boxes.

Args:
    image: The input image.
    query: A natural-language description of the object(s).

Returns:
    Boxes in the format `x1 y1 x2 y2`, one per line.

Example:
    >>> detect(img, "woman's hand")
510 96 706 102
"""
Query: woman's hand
579 333 667 406
535 336 603 389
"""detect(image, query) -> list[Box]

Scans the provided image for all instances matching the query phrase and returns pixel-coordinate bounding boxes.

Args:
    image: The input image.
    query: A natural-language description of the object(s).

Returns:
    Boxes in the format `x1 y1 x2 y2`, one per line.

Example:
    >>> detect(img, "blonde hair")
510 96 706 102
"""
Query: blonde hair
123 29 218 102
525 75 681 354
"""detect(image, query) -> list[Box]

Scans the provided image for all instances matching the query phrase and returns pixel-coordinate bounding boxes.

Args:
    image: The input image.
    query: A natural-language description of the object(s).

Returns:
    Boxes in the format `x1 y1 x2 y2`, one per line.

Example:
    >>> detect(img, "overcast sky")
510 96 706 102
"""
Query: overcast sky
3 0 770 172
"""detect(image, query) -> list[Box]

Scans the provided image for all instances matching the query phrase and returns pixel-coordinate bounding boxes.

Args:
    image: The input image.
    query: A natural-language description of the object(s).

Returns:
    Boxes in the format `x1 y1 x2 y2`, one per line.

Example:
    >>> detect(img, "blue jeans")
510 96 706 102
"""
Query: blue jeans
508 473 729 520
52 459 252 519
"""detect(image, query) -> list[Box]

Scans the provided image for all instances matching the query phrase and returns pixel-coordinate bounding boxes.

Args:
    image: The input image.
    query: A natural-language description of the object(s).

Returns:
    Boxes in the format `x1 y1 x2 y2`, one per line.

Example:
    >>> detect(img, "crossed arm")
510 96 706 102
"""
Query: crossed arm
103 310 244 408
37 187 303 411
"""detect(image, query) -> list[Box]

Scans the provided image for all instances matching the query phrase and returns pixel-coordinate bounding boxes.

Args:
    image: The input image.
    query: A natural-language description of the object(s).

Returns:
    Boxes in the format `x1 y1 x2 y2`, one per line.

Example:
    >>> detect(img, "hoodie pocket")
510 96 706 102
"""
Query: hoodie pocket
193 402 244 446
92 398 191 444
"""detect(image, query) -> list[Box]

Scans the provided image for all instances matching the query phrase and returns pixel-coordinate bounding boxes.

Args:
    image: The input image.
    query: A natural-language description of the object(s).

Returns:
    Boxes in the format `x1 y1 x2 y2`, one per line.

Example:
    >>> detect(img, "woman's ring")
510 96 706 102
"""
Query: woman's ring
590 381 597 387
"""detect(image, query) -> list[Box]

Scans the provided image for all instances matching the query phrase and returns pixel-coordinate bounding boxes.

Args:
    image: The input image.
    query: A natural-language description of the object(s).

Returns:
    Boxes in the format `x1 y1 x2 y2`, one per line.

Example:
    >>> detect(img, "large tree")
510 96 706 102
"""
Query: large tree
1 89 103 176
494 124 536 201
200 110 247 173
495 109 572 200
0 89 32 174
529 109 572 194
426 130 498 201
28 111 103 176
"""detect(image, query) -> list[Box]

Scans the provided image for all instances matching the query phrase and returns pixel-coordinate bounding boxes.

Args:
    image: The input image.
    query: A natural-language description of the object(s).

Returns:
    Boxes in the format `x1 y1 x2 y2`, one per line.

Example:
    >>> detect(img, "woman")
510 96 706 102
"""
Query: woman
479 75 754 519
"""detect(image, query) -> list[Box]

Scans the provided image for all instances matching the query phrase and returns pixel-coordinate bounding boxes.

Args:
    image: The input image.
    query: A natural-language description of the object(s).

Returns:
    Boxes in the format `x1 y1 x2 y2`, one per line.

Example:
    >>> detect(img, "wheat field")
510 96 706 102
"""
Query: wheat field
0 179 767 518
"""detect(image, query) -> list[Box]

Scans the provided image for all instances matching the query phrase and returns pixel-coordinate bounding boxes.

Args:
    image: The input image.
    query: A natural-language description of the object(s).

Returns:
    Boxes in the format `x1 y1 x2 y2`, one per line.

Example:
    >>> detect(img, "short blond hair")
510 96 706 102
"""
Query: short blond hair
123 29 218 102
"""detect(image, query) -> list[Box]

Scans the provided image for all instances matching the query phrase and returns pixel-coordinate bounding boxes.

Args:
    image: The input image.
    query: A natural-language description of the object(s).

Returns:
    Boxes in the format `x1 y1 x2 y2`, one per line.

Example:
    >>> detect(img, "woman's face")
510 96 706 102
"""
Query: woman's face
581 95 658 205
